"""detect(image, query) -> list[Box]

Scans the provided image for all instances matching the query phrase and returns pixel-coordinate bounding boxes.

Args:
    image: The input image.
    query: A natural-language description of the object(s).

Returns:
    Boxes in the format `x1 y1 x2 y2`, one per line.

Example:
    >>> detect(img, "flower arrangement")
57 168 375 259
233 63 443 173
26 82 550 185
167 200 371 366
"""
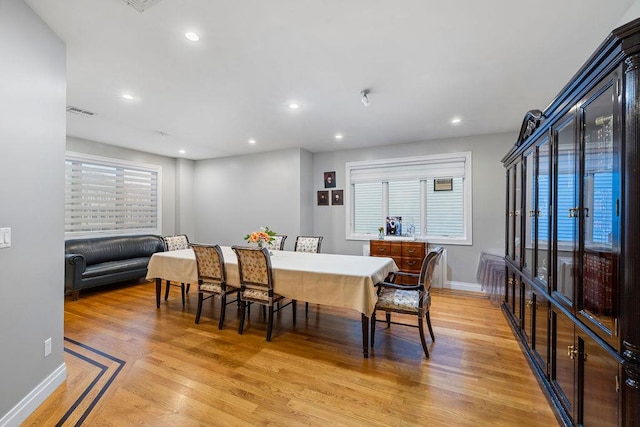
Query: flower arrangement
244 226 277 248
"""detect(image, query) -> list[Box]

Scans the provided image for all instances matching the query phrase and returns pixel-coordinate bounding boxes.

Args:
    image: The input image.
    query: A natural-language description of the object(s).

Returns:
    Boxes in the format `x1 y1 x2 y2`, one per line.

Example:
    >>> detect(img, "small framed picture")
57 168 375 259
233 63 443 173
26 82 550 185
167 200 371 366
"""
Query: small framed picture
332 189 343 205
324 171 336 188
317 190 329 206
434 178 453 191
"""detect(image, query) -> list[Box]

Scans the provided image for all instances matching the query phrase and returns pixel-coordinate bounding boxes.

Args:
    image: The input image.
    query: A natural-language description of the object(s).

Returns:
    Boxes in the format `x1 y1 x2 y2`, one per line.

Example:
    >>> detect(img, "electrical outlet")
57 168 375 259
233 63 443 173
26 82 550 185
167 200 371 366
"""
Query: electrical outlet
44 338 52 357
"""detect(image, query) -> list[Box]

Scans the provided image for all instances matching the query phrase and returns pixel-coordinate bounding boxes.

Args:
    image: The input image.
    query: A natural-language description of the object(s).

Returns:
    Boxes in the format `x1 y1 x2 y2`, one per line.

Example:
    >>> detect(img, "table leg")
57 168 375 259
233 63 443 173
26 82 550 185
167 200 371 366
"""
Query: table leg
155 278 161 308
361 313 369 358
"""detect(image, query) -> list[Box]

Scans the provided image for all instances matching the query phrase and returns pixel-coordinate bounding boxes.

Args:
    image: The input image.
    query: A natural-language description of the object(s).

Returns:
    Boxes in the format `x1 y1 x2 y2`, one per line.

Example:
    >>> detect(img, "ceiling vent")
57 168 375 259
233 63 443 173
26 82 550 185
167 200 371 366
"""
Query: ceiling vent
66 106 95 117
120 0 163 13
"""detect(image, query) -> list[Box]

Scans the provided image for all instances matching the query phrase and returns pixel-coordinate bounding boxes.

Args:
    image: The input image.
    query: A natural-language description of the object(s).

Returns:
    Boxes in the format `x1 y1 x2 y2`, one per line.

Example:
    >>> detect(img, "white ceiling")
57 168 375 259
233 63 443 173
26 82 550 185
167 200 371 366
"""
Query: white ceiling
25 0 636 160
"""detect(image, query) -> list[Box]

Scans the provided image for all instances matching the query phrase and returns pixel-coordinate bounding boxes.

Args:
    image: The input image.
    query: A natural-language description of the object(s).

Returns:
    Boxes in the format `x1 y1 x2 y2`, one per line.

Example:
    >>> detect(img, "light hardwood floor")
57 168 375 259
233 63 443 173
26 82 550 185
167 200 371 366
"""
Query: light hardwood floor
24 281 559 426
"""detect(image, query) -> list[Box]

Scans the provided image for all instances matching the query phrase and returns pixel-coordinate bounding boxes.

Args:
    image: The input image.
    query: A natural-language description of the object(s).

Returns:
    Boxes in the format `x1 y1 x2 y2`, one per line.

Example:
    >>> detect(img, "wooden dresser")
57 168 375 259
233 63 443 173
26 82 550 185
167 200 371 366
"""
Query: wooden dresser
369 240 426 284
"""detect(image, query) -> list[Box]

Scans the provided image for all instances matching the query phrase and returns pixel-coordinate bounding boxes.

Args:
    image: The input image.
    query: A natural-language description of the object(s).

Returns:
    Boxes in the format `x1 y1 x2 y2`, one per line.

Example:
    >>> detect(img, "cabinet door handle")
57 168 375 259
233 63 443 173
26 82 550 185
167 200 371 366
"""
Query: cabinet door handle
529 210 535 217
583 207 589 218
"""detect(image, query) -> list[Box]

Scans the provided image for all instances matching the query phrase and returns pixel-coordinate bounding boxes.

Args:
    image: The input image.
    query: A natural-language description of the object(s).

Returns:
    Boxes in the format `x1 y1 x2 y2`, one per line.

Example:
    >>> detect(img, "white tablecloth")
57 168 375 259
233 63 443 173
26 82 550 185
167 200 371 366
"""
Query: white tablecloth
147 246 398 316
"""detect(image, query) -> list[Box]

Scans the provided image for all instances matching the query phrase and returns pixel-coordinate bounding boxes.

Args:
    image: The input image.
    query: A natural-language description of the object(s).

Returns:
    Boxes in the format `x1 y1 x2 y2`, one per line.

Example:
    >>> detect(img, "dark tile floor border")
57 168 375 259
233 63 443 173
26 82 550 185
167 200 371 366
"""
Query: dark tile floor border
56 337 125 427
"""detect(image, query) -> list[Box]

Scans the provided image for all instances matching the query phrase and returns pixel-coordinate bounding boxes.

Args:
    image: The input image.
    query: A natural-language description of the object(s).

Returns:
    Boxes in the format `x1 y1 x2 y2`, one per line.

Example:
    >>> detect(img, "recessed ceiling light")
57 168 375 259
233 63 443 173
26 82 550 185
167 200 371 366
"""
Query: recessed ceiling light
288 103 300 109
335 134 343 140
248 139 256 145
122 93 134 100
451 117 462 124
185 32 200 42
178 149 186 154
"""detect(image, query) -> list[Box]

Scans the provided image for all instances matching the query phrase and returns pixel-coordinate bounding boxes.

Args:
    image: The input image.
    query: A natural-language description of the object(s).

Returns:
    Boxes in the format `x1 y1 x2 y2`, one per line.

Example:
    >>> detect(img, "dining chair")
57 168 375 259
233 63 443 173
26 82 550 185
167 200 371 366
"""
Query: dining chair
162 234 191 305
294 236 323 253
268 235 287 251
294 236 323 315
371 246 444 358
191 244 239 329
232 246 296 341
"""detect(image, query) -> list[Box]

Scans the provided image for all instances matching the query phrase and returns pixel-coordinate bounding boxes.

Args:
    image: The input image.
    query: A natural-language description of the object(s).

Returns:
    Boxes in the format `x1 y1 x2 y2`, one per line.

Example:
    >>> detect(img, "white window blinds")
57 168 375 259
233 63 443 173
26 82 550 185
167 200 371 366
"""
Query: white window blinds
346 152 472 245
65 153 160 236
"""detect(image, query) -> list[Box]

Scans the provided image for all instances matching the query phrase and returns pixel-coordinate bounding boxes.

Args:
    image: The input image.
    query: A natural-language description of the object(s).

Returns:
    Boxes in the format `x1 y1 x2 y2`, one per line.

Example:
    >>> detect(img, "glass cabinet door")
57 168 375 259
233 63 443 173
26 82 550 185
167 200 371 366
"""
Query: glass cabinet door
579 76 619 347
536 137 551 287
515 161 523 265
554 114 578 307
507 166 515 261
524 149 535 277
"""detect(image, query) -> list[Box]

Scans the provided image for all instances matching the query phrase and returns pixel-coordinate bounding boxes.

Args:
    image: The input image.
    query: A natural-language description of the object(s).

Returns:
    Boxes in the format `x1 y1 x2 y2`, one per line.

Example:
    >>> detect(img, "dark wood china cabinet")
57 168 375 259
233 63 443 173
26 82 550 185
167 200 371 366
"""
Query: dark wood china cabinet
502 18 640 426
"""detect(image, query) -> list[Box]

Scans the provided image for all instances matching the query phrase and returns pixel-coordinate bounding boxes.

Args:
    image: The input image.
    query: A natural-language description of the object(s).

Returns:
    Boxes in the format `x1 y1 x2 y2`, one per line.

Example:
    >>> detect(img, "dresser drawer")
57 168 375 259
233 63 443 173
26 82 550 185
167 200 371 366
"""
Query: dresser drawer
402 257 423 273
402 242 425 258
370 240 389 256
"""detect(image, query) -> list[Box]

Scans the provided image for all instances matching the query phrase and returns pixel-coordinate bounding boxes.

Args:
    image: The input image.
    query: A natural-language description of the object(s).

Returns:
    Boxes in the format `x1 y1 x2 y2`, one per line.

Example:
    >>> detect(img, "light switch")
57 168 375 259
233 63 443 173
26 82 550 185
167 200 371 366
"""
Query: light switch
0 227 10 249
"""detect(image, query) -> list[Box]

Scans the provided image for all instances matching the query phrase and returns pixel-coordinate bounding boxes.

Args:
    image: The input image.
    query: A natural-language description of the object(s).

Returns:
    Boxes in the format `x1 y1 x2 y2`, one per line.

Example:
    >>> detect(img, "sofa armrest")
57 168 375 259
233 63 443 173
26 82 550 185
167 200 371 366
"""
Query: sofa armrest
65 253 86 295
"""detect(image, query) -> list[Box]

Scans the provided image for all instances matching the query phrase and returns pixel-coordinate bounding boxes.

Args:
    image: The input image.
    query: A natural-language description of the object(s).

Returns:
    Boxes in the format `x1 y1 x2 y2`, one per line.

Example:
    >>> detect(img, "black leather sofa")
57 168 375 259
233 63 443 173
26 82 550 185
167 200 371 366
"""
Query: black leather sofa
65 234 165 300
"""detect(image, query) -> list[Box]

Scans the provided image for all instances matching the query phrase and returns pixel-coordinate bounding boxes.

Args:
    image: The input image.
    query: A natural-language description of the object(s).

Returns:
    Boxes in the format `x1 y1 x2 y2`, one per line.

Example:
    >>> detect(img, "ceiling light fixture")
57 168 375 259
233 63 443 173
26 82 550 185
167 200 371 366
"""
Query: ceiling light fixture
185 32 200 42
360 89 370 107
179 149 186 154
122 93 134 100
289 103 300 109
451 117 462 124
335 133 343 140
248 139 256 144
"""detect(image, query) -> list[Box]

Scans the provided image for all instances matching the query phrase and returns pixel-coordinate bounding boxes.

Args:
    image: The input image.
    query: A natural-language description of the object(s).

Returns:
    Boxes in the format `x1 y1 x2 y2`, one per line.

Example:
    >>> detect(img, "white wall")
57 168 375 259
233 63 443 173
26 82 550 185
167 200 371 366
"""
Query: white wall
313 132 514 285
0 0 66 424
66 136 179 236
193 148 312 249
618 0 639 25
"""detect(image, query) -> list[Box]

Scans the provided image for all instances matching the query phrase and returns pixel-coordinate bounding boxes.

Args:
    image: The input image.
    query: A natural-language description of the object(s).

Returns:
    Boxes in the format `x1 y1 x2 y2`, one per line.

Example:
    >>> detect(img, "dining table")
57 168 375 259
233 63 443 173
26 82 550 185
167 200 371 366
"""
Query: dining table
146 246 398 357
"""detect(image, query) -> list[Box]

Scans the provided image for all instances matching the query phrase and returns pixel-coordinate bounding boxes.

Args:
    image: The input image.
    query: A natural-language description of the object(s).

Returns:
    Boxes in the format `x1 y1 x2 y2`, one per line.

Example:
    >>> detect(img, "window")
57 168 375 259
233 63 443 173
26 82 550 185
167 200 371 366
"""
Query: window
65 152 161 237
346 152 472 245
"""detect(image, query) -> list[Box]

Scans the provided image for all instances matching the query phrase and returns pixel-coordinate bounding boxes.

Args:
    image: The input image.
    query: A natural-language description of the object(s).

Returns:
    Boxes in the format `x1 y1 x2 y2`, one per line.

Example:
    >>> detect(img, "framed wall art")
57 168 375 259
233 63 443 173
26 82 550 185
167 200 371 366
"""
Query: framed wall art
324 171 336 188
331 189 343 205
317 190 329 206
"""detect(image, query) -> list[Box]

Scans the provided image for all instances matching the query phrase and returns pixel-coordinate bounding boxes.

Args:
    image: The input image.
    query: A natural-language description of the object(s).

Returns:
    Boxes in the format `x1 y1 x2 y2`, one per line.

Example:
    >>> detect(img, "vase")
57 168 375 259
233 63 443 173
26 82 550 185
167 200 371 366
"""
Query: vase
378 231 384 240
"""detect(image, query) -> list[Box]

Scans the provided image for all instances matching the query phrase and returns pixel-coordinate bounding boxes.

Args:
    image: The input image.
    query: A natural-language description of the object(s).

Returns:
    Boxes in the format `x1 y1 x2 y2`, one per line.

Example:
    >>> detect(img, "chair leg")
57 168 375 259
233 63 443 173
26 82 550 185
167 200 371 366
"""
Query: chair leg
238 300 246 334
195 293 204 324
305 302 309 316
426 311 435 341
266 305 274 341
370 311 376 347
418 316 430 358
186 283 190 293
218 294 226 330
180 283 185 306
262 305 266 320
385 312 391 328
164 280 170 300
292 300 297 326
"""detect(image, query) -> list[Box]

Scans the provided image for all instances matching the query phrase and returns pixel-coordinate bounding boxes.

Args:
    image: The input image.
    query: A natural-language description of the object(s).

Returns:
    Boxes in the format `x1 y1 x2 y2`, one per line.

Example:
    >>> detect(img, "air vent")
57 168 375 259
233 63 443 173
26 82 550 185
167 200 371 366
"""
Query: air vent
120 0 163 13
66 106 95 117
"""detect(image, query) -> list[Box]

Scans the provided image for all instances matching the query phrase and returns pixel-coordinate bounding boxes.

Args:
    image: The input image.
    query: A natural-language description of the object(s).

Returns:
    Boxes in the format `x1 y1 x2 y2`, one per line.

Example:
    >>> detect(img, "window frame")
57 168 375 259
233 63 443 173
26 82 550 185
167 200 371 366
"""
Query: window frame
345 152 472 245
65 151 162 238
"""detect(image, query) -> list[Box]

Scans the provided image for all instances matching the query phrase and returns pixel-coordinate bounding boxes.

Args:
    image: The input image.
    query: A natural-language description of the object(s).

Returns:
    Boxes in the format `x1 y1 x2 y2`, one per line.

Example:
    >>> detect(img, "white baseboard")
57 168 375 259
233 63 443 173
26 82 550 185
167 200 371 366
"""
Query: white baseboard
438 280 483 293
0 363 66 427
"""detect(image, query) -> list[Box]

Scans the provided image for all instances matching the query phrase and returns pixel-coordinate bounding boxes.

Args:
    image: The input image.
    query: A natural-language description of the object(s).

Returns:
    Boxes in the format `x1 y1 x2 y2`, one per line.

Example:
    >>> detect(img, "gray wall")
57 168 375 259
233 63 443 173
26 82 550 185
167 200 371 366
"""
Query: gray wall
66 136 179 236
0 0 66 423
193 148 313 248
313 132 514 284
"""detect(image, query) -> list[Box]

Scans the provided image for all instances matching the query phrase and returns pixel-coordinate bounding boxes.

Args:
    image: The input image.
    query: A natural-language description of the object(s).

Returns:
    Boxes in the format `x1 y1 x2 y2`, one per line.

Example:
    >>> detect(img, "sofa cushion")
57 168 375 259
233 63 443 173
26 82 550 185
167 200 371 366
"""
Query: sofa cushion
82 257 151 278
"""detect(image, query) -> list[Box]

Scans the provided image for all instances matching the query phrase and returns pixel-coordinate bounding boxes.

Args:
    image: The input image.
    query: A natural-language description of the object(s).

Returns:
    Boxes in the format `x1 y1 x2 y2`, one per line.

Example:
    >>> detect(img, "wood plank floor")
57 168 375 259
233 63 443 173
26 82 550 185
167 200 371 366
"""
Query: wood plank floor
24 280 559 426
